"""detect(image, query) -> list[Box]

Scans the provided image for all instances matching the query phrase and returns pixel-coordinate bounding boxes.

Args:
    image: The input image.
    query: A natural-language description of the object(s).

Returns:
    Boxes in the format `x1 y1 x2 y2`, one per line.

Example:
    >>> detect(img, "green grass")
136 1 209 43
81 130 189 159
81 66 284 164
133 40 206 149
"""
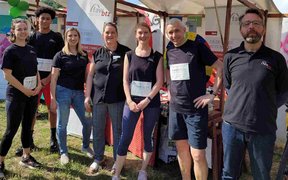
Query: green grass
0 100 285 179
0 100 181 180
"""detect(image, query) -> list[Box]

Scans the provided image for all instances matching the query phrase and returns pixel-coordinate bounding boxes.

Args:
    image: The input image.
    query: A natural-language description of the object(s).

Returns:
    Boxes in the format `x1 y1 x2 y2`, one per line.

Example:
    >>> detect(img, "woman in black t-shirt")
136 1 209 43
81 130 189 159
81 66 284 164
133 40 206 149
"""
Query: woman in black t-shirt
0 19 42 177
50 28 93 165
113 22 164 180
85 22 130 173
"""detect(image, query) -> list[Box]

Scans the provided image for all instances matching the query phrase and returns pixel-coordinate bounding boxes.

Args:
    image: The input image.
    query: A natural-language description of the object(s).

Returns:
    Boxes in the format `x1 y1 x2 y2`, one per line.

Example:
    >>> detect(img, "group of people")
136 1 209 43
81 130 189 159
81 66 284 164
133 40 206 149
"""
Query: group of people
0 6 287 180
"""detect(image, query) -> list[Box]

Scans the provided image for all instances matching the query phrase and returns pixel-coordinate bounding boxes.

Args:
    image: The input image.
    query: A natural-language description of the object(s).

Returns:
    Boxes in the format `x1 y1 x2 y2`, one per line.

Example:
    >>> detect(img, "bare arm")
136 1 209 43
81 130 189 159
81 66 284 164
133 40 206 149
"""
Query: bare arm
123 54 139 112
33 71 42 95
193 59 223 108
2 68 34 97
84 61 95 112
50 67 60 113
166 68 171 101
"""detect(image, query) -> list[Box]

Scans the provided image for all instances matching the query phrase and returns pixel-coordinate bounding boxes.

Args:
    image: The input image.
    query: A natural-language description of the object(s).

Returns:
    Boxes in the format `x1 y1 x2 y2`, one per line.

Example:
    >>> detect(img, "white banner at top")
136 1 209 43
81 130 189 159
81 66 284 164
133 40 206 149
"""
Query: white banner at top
66 0 115 55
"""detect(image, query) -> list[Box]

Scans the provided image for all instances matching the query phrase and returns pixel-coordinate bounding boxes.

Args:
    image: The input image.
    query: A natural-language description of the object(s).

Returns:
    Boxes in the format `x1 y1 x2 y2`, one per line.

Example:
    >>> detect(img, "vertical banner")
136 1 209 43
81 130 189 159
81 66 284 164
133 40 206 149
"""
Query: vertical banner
66 0 115 56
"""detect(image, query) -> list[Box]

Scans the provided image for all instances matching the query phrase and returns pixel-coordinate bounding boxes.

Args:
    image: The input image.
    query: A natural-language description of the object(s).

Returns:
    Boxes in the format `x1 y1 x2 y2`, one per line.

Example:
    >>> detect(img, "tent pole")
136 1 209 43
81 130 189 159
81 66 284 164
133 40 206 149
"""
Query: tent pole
220 0 232 115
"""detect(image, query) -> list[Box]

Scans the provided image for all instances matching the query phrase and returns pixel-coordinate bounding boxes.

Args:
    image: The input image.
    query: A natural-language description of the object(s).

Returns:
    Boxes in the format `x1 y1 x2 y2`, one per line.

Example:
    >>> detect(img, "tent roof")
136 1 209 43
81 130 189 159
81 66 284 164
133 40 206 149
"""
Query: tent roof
24 0 284 15
139 0 280 14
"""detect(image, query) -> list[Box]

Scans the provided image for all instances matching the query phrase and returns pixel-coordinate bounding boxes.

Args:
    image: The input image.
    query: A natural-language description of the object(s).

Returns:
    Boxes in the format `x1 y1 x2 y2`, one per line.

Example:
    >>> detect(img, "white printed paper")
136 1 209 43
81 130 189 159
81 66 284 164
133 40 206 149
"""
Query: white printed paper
37 58 53 72
23 76 37 89
170 63 190 80
131 81 151 97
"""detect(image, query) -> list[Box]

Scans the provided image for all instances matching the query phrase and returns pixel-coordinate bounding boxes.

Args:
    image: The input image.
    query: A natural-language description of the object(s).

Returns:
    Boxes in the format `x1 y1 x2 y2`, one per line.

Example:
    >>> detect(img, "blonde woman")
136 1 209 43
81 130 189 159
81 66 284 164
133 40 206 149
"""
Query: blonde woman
50 28 93 165
0 18 42 178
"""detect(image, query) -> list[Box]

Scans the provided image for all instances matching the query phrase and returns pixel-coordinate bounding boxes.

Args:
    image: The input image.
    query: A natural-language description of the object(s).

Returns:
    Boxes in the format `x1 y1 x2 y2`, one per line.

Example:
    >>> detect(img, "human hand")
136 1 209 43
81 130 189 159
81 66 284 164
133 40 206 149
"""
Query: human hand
33 84 42 96
23 88 35 97
41 77 50 87
193 94 215 109
84 97 92 112
136 98 150 111
127 100 140 112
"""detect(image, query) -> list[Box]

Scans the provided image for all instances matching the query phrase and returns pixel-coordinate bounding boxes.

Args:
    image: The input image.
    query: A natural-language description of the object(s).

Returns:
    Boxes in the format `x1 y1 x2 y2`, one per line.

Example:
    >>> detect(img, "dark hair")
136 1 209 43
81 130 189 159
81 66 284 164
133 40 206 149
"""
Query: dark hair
103 22 118 33
239 8 264 26
135 22 151 33
35 7 56 19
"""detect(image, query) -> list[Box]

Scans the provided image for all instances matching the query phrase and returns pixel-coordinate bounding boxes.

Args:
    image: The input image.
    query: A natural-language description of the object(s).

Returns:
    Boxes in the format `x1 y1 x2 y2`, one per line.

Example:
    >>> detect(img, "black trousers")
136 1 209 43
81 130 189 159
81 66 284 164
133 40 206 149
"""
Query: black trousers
0 96 38 156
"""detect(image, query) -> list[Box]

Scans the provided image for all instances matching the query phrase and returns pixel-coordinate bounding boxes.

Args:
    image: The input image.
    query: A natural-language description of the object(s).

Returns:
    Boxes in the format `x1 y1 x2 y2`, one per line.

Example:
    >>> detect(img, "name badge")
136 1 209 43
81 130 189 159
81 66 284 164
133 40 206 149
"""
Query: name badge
170 63 190 81
23 76 37 89
131 81 151 97
113 55 120 60
37 58 53 72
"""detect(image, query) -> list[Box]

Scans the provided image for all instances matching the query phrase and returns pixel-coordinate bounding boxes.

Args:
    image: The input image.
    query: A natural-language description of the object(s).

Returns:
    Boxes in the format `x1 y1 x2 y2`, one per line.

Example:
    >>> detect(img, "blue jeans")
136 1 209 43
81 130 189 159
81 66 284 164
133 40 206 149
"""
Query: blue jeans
56 85 92 155
222 121 276 180
92 101 124 162
117 105 160 156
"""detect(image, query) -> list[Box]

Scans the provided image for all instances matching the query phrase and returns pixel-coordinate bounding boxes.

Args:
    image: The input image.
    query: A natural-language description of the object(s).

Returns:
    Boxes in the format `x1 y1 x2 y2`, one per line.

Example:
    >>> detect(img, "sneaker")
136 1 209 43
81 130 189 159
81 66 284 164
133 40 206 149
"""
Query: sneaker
15 146 23 157
19 155 41 169
0 162 5 178
111 163 116 175
50 138 59 153
60 154 69 165
82 147 94 159
15 142 36 157
137 170 147 180
112 175 120 180
88 160 103 174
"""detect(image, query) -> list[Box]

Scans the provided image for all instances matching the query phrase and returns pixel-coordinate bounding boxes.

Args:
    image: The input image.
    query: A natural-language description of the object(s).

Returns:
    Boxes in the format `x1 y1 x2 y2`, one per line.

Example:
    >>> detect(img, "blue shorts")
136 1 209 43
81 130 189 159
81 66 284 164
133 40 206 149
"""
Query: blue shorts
168 108 208 149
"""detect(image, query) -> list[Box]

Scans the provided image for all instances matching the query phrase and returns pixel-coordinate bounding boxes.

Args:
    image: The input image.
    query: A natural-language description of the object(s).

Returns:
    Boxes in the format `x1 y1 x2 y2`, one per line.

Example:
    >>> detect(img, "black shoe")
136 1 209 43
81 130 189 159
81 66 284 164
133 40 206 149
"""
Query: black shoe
15 142 36 157
50 138 59 153
19 155 41 169
0 162 4 178
15 146 23 157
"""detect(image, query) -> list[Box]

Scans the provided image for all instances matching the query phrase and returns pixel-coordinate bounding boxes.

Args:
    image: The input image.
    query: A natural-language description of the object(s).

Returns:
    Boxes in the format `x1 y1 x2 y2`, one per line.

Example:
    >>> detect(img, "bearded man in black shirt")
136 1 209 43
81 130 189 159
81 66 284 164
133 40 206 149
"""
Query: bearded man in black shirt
222 8 288 180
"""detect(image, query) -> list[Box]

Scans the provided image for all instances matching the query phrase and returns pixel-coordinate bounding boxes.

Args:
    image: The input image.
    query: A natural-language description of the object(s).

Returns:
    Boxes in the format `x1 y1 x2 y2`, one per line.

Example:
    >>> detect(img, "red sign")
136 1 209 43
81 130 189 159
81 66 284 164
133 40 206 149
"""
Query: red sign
205 31 218 36
66 22 78 26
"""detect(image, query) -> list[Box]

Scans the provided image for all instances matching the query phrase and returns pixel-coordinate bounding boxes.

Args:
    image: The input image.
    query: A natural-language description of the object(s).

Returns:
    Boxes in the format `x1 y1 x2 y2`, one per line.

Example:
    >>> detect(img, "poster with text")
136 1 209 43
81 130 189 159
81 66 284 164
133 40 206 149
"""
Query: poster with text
66 0 115 56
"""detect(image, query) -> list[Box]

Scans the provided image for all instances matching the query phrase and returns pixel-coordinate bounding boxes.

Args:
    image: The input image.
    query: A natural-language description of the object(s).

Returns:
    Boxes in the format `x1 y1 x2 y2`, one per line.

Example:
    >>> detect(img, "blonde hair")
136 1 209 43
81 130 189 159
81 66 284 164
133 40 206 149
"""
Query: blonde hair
10 18 28 43
62 28 86 56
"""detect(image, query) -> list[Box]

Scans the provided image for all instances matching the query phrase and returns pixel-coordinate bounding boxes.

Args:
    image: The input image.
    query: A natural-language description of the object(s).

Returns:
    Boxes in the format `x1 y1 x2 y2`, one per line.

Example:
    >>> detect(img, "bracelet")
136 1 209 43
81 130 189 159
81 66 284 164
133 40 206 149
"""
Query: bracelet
208 89 217 96
147 96 152 101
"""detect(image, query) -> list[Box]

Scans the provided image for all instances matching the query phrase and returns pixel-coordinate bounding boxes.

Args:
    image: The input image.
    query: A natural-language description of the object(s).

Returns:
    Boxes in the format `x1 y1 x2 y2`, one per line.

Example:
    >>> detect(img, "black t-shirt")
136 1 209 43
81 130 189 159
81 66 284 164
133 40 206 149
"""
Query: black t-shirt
1 44 38 101
223 42 288 134
52 51 88 90
92 43 130 104
166 40 217 115
28 31 64 79
127 50 162 108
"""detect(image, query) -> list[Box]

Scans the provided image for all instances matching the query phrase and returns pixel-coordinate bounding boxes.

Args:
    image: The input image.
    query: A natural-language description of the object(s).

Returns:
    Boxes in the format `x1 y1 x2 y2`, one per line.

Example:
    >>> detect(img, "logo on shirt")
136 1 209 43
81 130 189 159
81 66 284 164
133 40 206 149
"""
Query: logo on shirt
261 61 272 71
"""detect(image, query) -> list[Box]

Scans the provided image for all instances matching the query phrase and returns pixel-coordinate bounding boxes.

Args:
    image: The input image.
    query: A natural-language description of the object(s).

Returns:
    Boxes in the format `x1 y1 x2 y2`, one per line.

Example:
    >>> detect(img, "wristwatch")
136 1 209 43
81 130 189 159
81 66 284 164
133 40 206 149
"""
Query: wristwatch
208 89 217 96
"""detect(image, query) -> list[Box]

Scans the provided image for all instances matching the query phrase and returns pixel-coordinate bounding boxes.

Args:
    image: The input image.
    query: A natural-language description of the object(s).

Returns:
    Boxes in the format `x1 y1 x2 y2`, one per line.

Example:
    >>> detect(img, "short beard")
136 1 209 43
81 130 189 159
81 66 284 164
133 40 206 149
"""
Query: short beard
242 29 263 44
245 36 261 44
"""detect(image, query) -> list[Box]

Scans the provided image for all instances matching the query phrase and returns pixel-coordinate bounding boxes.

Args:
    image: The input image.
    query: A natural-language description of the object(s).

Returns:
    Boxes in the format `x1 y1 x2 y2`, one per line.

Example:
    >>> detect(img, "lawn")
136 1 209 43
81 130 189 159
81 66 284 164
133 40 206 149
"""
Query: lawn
0 100 182 180
0 100 285 179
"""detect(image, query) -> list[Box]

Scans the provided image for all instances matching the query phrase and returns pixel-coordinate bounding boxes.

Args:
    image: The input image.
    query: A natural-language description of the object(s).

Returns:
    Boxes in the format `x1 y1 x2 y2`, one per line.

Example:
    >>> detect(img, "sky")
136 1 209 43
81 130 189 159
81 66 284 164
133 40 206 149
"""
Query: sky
125 0 141 5
272 0 288 13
